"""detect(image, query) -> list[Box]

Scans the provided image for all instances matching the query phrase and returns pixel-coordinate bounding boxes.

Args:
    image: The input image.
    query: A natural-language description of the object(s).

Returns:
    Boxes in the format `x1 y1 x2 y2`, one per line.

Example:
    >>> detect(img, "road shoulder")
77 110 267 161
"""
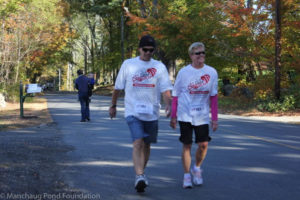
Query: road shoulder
0 122 80 197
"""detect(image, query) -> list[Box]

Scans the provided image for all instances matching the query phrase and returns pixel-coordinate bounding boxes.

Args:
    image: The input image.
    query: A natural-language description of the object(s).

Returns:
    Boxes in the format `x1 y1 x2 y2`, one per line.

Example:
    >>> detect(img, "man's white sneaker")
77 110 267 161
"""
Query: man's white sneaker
135 174 147 193
183 175 193 189
191 168 203 185
143 174 149 186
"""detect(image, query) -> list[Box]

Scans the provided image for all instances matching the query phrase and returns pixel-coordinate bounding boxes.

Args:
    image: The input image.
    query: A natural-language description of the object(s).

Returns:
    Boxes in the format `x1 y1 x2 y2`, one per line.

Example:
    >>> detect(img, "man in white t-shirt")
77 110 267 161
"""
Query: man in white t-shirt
109 35 173 193
170 42 218 188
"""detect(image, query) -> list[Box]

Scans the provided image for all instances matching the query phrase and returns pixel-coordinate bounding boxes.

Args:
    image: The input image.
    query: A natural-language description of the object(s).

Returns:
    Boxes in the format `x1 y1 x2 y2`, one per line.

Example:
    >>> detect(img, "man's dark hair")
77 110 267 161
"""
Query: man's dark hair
139 35 156 48
77 69 83 75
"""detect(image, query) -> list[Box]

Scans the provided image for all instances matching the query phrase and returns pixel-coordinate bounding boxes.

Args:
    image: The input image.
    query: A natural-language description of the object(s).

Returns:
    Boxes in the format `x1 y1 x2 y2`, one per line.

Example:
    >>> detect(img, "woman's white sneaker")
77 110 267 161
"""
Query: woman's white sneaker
183 175 193 188
191 168 203 185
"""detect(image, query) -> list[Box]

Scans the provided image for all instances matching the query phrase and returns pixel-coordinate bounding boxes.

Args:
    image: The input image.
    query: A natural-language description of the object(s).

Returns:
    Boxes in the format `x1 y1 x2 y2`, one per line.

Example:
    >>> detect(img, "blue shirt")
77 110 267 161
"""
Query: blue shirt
75 75 90 96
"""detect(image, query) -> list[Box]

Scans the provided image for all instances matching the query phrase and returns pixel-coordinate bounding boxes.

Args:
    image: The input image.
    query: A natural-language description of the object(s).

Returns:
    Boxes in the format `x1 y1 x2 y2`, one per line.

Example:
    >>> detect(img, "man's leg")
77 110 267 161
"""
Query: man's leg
132 138 146 175
85 97 90 120
132 138 148 192
126 116 152 192
79 97 86 121
143 143 151 170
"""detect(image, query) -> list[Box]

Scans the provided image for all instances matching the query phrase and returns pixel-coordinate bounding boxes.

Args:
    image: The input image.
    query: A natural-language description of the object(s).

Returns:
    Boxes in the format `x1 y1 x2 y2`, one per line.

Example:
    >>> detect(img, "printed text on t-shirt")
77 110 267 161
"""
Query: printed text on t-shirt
188 74 210 94
132 68 157 87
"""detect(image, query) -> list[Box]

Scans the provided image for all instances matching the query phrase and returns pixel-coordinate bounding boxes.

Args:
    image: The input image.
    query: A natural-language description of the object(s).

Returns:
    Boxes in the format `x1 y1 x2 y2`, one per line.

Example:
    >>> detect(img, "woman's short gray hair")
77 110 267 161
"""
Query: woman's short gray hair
188 42 205 55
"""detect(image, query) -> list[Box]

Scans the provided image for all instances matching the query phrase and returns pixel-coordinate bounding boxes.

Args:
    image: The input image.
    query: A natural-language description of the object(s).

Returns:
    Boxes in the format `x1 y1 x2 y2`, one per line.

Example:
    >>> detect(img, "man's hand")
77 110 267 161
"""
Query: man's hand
165 103 171 118
211 120 218 132
109 107 116 119
162 90 172 118
109 90 120 119
170 117 177 129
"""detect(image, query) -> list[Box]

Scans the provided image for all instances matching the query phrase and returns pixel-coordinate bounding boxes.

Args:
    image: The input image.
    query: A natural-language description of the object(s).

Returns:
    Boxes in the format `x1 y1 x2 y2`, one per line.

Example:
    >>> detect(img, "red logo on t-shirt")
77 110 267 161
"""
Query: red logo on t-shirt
188 74 210 93
132 68 157 82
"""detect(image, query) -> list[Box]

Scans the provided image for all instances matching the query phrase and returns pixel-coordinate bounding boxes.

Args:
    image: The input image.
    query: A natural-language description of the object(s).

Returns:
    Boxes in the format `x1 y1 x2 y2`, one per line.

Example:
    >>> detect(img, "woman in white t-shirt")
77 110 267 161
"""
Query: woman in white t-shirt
170 42 218 188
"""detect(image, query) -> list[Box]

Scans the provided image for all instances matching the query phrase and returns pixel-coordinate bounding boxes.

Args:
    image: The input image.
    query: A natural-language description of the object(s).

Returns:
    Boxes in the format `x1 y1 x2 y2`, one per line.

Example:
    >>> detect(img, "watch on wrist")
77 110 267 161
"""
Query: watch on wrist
111 104 117 108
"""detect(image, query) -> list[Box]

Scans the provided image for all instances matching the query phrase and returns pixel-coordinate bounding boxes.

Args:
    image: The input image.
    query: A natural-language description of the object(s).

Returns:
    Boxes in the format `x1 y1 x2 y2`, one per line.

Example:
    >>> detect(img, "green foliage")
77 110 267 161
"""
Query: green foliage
257 95 296 112
0 0 75 89
66 0 126 85
1 0 299 115
218 93 256 112
284 83 300 108
0 83 20 103
0 0 31 17
254 75 300 112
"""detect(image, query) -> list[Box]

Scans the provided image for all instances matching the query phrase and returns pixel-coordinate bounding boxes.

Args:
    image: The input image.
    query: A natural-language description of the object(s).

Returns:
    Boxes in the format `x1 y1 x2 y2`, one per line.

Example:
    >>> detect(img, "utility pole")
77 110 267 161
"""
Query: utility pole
275 0 281 99
121 11 124 62
84 35 88 74
58 68 61 91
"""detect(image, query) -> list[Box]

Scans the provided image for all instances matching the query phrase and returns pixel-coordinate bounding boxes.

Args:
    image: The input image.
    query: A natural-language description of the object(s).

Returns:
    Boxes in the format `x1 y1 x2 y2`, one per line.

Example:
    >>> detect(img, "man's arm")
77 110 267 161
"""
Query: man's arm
75 80 79 90
170 96 178 129
109 90 121 119
162 90 172 117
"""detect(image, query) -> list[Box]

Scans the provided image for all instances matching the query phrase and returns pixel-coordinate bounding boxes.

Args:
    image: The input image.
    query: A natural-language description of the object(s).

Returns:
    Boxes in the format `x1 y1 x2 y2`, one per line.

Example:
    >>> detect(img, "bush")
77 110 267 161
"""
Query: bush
257 95 296 112
250 75 274 101
0 83 21 103
284 83 300 108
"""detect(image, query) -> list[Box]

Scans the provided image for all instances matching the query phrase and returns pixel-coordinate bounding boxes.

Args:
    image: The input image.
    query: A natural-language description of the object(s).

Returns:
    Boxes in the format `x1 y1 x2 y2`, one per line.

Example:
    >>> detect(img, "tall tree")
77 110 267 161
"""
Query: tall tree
0 0 75 88
274 0 281 99
67 0 126 84
124 0 228 72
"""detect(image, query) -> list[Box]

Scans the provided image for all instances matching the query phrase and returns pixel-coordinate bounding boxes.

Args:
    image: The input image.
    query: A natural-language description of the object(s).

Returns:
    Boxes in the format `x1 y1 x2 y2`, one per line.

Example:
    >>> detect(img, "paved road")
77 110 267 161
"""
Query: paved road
46 94 300 200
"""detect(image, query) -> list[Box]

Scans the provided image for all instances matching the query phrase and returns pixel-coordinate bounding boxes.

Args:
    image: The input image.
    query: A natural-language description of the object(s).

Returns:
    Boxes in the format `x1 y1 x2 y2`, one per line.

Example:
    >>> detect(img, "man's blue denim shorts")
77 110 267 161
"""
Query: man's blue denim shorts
125 115 158 144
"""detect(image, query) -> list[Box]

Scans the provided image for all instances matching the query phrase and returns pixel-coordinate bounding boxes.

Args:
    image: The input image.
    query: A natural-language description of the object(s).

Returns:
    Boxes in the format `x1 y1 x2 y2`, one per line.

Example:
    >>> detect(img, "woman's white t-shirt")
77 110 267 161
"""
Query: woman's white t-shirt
172 64 218 125
115 56 173 121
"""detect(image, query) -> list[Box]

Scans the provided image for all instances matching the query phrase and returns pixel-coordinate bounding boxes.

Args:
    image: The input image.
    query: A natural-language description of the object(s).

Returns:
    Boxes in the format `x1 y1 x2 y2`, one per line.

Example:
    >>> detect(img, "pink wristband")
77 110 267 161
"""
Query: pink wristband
171 97 178 118
210 95 218 121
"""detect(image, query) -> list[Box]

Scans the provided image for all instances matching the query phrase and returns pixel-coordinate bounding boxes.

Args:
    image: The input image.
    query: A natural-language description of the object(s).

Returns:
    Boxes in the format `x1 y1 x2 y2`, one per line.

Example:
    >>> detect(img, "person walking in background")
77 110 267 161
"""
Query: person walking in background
75 69 91 122
109 35 173 193
87 73 95 102
170 42 218 188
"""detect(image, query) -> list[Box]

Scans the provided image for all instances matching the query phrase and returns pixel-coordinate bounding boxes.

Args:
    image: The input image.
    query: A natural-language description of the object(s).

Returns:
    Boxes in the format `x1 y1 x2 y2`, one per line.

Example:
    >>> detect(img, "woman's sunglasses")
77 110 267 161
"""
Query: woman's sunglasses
193 51 205 55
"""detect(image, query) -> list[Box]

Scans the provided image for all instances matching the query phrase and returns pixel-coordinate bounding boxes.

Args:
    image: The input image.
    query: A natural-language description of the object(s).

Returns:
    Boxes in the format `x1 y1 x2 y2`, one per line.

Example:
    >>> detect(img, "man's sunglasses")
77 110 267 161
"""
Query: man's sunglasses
142 48 155 53
194 51 205 55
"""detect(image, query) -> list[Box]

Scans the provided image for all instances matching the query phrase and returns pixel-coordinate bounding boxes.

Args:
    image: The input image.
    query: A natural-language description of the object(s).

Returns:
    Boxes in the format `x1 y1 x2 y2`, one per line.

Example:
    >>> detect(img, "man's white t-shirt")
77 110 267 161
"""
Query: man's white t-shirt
172 64 218 125
115 56 173 121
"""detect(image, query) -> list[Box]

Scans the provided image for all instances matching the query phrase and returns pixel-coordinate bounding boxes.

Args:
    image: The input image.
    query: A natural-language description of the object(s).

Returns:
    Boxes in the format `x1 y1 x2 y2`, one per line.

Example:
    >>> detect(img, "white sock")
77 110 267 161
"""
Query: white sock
184 173 191 178
193 165 201 171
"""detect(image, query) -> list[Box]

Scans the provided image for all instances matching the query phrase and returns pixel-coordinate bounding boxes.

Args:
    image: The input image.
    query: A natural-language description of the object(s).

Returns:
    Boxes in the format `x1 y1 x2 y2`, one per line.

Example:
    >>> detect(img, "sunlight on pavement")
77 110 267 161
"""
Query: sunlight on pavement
220 128 300 151
60 161 133 167
151 175 176 183
231 167 286 174
209 146 246 150
274 153 300 159
232 142 266 147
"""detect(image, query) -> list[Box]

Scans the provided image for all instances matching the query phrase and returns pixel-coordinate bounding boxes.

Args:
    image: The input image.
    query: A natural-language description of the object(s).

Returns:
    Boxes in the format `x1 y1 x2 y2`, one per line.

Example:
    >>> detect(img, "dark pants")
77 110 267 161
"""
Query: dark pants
79 95 90 120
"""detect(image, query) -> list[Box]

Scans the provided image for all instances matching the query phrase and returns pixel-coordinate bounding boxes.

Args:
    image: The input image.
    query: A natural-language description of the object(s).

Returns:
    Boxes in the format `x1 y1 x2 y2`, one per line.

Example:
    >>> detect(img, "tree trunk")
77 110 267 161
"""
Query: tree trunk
84 35 88 74
247 0 253 8
275 0 281 99
15 29 21 83
152 0 158 18
138 0 147 18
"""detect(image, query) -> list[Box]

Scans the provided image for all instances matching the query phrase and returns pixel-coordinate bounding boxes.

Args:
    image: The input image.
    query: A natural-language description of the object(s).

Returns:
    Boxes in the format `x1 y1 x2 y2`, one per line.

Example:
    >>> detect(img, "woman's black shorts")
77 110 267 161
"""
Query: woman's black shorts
178 121 211 144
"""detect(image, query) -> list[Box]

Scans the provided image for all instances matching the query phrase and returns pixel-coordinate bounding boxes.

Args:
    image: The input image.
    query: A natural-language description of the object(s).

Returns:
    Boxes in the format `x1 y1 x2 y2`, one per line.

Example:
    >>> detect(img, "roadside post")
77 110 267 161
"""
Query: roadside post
19 81 42 118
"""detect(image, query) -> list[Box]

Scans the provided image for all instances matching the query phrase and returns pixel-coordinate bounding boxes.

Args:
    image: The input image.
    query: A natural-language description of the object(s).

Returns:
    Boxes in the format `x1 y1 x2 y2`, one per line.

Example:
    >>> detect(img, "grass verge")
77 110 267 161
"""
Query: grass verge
0 96 52 131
